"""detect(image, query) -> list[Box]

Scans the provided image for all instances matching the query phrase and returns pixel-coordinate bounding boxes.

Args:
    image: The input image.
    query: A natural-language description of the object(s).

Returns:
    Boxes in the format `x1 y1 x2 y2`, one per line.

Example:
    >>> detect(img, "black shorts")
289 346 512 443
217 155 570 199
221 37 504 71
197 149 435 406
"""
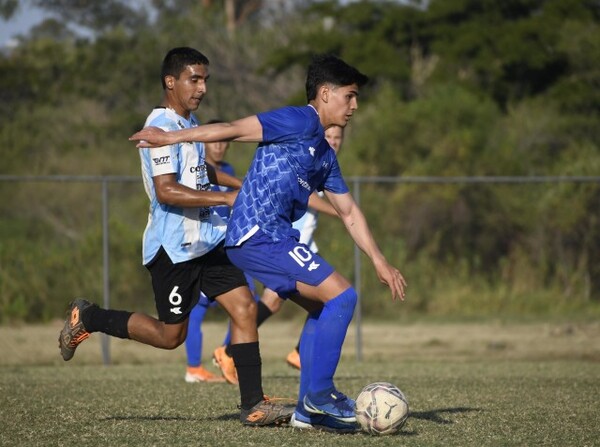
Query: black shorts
146 243 248 324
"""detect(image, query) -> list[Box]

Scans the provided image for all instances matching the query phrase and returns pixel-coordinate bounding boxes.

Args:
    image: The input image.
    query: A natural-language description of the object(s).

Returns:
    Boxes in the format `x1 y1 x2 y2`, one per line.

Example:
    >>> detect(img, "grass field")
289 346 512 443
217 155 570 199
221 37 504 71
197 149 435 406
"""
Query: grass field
1 318 599 446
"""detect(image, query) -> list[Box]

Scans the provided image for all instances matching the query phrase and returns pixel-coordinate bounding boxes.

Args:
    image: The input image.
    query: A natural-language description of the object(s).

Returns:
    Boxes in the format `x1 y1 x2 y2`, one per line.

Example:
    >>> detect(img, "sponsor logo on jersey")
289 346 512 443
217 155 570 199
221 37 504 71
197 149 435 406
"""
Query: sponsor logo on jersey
152 155 170 166
297 176 311 191
308 146 316 156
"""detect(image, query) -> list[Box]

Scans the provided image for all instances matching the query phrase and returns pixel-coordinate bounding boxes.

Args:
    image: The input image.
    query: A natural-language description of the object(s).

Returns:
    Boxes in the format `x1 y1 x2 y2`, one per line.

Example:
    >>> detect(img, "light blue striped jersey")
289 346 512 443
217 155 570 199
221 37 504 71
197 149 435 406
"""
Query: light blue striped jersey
139 107 227 265
225 105 348 246
291 193 322 253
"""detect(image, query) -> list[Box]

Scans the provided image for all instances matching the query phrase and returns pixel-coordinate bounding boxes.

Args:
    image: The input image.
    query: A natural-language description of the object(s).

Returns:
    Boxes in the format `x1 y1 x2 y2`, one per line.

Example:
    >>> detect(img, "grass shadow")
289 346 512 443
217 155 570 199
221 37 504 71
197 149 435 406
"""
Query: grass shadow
410 406 483 424
102 415 197 422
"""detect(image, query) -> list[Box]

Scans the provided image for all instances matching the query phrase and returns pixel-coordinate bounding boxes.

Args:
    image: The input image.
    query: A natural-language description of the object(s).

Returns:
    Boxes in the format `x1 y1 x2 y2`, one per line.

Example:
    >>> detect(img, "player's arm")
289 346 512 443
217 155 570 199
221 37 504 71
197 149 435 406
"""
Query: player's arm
153 173 237 208
324 190 407 301
214 169 243 190
307 192 338 217
204 163 242 190
130 116 263 148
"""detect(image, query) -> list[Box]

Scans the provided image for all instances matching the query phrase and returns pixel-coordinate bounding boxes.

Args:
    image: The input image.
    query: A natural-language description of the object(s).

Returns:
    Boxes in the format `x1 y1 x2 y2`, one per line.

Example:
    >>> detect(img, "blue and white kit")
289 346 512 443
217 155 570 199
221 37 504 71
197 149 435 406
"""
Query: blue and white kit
139 107 227 265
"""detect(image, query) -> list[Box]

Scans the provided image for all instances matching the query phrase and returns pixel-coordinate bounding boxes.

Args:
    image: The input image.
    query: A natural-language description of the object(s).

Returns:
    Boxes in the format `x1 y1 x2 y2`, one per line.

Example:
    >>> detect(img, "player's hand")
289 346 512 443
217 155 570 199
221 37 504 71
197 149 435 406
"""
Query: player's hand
374 258 407 301
129 127 172 148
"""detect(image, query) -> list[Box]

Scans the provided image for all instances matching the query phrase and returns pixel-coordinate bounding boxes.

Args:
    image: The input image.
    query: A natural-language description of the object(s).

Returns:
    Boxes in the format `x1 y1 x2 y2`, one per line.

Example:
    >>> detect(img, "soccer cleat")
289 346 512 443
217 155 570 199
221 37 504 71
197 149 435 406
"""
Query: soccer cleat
212 345 238 385
303 391 357 423
285 349 301 370
239 397 295 426
58 298 94 361
290 410 359 433
185 366 227 383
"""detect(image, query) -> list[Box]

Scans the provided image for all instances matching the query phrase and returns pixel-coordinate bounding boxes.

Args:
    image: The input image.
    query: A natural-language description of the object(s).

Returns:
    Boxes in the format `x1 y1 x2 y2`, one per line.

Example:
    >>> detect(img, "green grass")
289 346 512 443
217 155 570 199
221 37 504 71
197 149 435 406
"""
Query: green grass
1 320 599 446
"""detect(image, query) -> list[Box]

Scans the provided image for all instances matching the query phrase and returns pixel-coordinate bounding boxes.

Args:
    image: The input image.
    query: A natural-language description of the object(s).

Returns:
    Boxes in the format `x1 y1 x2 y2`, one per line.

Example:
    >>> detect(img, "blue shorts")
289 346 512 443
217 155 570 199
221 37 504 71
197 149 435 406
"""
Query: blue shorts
226 230 334 298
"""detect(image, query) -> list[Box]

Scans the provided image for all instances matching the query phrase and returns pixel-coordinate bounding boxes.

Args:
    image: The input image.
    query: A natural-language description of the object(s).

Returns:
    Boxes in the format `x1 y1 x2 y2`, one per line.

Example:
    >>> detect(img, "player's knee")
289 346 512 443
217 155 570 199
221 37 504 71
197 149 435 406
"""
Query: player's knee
341 286 358 309
162 338 182 350
229 298 257 324
263 297 283 313
160 323 186 349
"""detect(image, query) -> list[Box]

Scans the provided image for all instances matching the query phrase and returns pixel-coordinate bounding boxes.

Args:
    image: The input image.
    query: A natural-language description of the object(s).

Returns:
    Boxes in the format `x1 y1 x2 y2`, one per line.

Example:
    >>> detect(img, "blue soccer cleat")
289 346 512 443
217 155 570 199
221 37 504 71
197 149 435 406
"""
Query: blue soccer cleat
290 409 358 433
303 390 356 423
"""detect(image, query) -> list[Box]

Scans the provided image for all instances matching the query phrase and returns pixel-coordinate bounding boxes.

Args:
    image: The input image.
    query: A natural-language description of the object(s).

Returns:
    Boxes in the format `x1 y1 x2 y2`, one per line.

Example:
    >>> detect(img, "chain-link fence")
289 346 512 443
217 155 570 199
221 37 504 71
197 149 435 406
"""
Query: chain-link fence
1 174 598 364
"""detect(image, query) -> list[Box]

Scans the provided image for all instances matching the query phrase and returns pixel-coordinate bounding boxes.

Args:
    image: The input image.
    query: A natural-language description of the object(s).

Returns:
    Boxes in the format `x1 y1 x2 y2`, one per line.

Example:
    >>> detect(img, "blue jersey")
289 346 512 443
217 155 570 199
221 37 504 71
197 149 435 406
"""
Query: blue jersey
139 107 227 265
225 105 348 246
210 161 235 221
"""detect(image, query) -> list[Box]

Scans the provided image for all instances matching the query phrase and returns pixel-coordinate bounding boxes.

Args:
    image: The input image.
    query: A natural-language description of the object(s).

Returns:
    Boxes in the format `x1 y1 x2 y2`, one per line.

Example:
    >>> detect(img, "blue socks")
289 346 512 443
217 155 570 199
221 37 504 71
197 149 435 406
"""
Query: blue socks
298 287 357 407
297 308 321 412
184 302 209 366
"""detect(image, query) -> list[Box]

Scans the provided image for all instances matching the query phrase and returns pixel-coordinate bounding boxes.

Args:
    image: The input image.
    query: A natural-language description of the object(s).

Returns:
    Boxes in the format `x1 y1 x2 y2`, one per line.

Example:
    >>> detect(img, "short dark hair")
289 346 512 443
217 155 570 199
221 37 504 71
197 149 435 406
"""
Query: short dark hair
305 54 369 101
161 47 209 89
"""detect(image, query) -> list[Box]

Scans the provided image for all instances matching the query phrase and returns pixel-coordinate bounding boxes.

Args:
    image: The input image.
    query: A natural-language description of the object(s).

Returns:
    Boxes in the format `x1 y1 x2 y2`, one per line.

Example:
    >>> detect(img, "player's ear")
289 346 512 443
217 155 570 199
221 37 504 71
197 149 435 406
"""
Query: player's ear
165 75 176 90
319 84 330 103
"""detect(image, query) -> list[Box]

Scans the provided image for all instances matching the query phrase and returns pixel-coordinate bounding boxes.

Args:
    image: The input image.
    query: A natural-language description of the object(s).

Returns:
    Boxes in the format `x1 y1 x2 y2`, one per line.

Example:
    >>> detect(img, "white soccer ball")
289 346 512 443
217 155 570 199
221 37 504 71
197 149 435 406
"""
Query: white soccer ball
355 382 409 436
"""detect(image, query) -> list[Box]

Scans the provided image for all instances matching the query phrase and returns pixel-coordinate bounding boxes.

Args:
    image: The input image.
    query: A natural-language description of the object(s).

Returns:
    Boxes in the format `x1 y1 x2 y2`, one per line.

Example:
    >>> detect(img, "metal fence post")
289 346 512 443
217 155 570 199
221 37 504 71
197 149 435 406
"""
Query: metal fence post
101 178 111 366
353 178 363 362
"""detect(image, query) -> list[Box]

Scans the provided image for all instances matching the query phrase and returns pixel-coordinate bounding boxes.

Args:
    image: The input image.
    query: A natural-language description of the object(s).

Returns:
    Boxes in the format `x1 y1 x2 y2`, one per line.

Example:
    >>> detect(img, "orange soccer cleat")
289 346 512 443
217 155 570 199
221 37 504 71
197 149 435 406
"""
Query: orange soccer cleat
185 365 227 383
212 346 238 385
286 348 301 370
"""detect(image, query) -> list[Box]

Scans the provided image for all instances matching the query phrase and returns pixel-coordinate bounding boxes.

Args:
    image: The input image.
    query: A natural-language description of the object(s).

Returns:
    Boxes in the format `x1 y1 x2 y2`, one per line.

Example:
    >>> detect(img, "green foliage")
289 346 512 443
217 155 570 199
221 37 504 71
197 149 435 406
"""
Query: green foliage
0 0 599 322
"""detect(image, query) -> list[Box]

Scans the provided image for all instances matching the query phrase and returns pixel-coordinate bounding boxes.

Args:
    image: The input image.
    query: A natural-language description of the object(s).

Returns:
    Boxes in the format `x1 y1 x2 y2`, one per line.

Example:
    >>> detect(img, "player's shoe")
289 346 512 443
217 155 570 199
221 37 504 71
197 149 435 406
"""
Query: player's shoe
185 366 226 383
285 349 301 370
58 298 94 361
239 397 295 426
290 409 358 434
212 346 238 385
303 390 356 423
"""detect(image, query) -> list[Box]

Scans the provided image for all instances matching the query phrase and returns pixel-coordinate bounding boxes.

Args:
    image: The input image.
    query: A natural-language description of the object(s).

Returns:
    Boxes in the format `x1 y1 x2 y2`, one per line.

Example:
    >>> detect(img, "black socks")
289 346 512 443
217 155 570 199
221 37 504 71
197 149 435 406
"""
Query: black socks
82 304 132 339
229 342 263 409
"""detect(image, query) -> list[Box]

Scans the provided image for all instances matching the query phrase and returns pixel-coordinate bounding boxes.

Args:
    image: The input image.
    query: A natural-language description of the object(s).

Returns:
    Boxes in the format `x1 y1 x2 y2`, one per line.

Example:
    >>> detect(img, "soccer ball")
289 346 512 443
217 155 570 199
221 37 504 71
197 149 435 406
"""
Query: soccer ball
355 382 409 436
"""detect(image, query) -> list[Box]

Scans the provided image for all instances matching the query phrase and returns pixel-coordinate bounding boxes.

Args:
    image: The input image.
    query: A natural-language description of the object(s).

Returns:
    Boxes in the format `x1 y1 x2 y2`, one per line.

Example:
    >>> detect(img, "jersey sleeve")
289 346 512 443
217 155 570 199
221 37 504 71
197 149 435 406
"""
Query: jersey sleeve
257 106 310 143
145 117 181 177
322 156 349 194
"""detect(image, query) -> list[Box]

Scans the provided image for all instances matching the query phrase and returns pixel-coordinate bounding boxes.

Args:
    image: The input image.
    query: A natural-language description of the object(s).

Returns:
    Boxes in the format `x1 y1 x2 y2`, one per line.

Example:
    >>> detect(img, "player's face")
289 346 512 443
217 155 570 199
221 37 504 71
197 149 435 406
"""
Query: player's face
325 126 344 154
204 141 229 165
168 63 209 118
328 83 359 127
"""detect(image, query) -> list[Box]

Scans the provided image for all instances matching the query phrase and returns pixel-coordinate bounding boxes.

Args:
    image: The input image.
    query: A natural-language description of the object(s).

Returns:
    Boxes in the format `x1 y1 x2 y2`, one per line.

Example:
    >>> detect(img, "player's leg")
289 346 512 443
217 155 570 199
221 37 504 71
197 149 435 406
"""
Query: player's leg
287 291 357 432
58 246 197 360
263 286 302 369
293 273 358 422
260 287 284 314
214 280 280 383
185 301 208 368
226 231 356 427
203 244 294 426
58 299 189 360
184 299 225 383
212 279 256 385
